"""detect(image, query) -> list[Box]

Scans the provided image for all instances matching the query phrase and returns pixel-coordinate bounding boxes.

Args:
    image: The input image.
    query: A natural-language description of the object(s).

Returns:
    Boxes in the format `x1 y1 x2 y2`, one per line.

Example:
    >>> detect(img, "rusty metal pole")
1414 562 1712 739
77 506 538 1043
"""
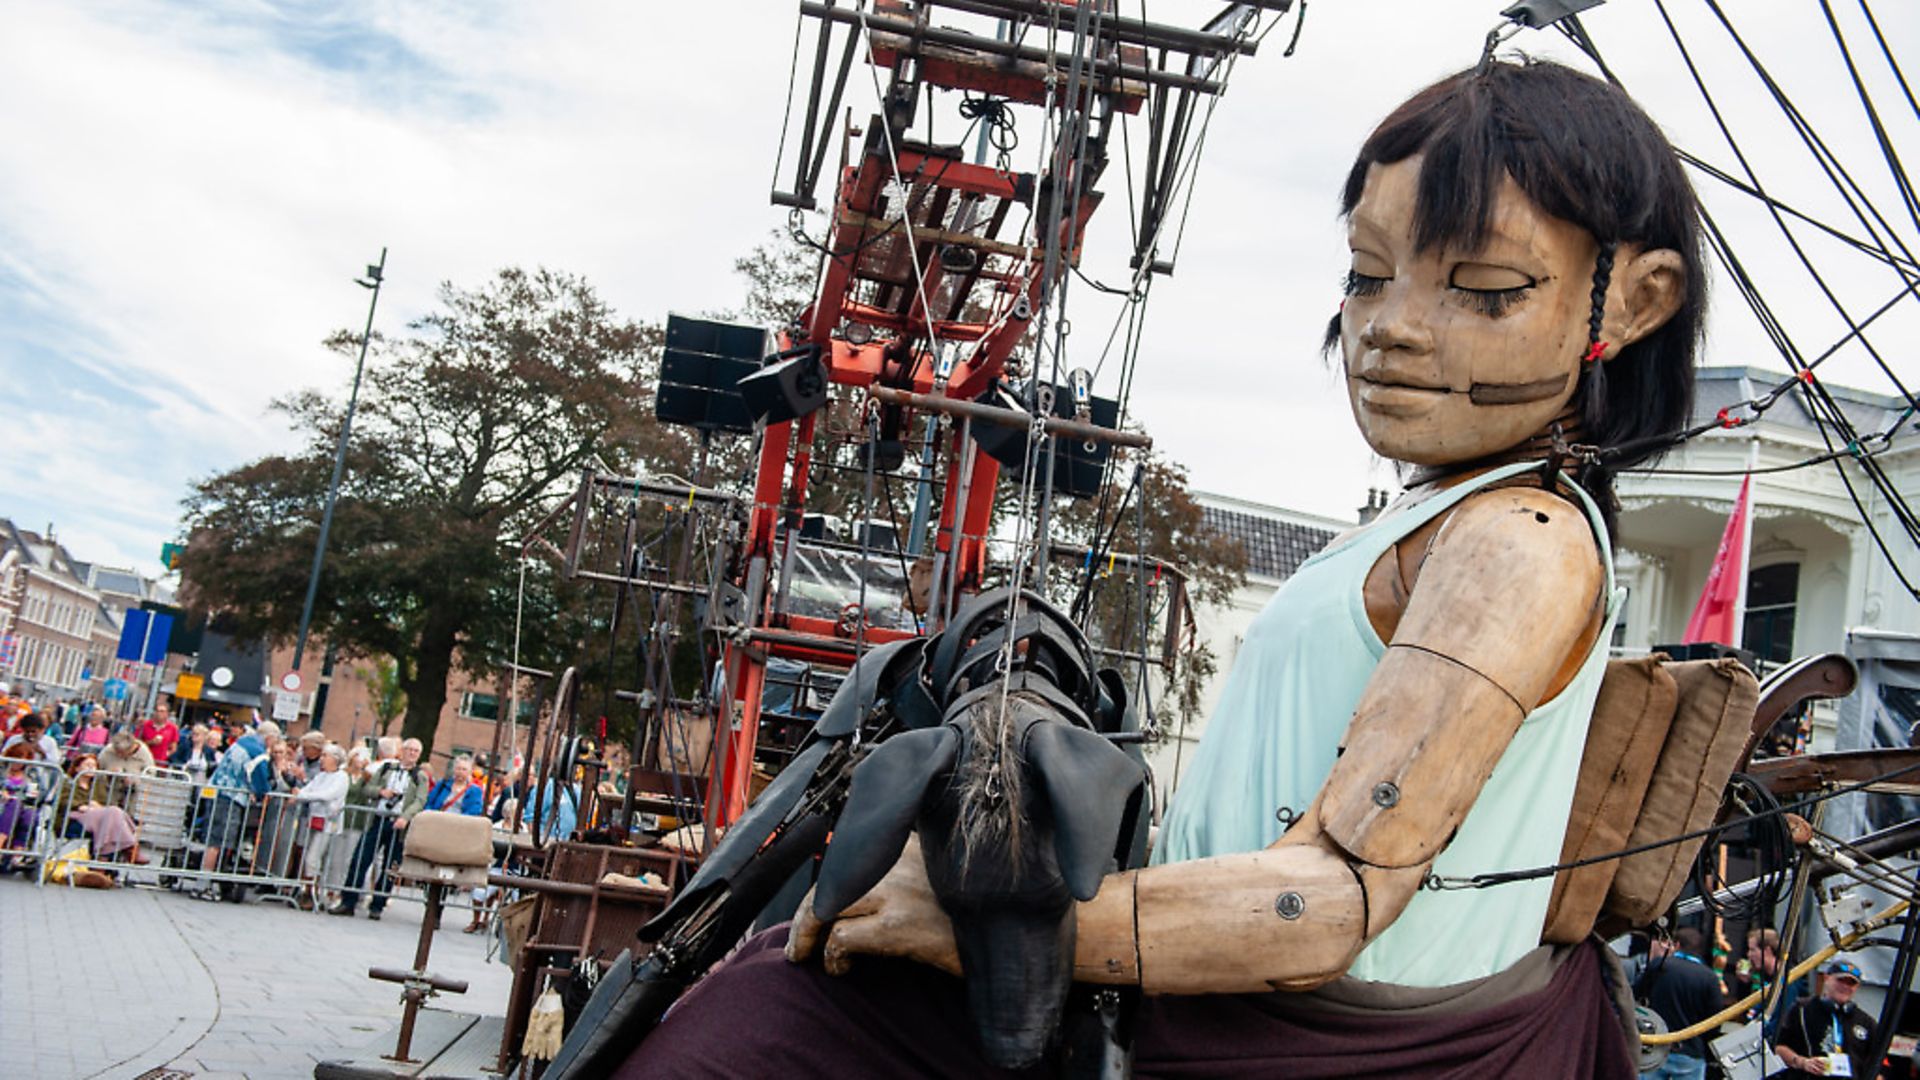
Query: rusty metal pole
384 882 446 1063
866 385 1153 448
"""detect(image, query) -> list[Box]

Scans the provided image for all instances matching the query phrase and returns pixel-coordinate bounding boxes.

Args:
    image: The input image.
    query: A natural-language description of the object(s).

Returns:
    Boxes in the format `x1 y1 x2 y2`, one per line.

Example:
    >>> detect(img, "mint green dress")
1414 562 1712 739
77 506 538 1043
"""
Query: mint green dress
1154 462 1619 987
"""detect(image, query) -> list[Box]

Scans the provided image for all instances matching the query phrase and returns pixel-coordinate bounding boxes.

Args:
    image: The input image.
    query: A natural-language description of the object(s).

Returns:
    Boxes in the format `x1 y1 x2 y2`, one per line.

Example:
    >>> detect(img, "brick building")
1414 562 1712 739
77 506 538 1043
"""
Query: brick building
261 643 536 775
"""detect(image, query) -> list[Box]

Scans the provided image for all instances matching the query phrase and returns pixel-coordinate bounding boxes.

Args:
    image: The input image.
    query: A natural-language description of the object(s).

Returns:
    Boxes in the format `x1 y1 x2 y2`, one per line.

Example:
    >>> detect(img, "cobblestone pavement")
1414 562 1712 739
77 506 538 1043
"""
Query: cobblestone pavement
0 874 514 1079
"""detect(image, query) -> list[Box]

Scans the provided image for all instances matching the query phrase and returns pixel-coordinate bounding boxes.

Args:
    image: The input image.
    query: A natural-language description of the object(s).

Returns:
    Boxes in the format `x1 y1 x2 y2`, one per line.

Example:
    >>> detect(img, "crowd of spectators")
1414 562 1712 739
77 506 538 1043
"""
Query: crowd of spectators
0 693 516 921
0 688 621 964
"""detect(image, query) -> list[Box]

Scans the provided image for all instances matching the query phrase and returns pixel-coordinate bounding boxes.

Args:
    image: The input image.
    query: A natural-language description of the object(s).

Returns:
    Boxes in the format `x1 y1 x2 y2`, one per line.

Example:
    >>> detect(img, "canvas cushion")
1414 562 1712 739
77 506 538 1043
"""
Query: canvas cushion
1542 656 1679 944
1604 658 1759 926
401 809 494 868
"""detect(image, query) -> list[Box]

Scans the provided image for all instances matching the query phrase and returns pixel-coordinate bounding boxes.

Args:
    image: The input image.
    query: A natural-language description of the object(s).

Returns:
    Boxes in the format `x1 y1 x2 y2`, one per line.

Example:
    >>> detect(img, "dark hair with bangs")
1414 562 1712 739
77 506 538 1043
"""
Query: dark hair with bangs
1337 58 1705 510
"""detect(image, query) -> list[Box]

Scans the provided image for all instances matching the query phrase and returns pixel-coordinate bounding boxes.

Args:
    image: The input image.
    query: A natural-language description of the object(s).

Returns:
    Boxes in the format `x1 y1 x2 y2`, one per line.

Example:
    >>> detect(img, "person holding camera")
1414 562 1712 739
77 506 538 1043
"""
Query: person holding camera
329 736 426 920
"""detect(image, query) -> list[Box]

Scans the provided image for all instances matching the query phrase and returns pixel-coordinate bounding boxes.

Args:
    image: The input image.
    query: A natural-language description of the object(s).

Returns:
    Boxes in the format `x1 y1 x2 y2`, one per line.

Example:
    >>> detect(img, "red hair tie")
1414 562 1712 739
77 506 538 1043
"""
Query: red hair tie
1582 341 1608 364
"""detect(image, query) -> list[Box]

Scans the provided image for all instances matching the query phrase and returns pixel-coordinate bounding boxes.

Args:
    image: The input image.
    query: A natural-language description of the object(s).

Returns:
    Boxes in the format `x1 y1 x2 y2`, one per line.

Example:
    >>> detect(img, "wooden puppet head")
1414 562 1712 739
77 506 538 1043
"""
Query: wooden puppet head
1335 60 1706 473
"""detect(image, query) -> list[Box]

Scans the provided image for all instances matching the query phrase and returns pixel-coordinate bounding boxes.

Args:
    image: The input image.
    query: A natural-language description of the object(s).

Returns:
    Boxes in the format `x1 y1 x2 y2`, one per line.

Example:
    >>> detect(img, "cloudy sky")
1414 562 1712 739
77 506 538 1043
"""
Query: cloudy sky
2 0 1915 576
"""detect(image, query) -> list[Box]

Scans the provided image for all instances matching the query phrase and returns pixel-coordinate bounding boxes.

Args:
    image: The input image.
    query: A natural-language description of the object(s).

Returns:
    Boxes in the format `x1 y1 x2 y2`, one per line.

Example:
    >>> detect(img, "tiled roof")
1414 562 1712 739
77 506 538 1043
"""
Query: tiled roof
1202 506 1338 582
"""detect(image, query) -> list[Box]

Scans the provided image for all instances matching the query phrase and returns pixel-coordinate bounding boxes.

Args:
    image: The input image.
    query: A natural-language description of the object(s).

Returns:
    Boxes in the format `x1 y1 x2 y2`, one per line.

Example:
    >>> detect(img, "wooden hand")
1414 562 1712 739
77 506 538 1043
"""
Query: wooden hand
787 833 962 977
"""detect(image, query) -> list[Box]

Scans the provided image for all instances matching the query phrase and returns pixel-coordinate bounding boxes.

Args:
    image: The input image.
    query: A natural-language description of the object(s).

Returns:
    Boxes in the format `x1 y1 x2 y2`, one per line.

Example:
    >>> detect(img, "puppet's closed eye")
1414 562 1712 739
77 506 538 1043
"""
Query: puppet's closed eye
1448 263 1537 319
1342 269 1387 298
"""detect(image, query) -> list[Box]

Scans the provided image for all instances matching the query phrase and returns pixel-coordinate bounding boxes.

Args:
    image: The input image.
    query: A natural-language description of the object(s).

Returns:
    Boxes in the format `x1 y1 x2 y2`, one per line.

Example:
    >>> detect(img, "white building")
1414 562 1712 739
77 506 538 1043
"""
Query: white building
1613 366 1919 664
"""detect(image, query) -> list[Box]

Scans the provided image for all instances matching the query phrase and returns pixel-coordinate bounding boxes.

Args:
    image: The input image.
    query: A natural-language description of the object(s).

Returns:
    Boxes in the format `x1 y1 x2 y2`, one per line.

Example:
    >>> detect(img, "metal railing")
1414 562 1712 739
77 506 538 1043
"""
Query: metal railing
0 758 66 873
15 764 505 916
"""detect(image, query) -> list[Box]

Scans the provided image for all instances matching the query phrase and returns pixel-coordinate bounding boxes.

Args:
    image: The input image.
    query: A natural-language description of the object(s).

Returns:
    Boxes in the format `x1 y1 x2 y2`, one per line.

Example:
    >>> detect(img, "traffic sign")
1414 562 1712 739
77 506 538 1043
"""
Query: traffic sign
280 671 303 693
115 609 172 664
103 678 129 702
271 690 302 722
175 673 205 701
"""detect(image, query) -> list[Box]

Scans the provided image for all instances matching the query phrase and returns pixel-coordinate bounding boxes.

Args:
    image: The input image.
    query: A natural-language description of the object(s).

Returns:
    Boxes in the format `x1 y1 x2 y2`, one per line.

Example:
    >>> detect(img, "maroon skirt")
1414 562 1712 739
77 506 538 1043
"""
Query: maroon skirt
615 925 1639 1079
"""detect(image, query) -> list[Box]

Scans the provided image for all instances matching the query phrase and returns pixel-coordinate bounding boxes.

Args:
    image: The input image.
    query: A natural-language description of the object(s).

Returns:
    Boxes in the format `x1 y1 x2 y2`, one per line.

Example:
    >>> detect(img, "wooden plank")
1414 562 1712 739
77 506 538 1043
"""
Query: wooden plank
1750 748 1920 797
422 1014 509 1079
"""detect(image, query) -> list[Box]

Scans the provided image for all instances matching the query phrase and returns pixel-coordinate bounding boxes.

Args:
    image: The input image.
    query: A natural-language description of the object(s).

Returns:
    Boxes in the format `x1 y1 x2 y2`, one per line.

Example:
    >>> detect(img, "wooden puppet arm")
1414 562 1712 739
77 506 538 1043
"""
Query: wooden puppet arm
1074 487 1605 995
1071 826 1418 994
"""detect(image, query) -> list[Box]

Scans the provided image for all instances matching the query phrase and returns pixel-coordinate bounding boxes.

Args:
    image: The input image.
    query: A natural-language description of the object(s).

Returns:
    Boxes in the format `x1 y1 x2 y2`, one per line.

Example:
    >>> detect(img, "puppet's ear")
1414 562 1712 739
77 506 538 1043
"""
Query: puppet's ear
811 727 958 918
1602 246 1687 353
1026 723 1144 901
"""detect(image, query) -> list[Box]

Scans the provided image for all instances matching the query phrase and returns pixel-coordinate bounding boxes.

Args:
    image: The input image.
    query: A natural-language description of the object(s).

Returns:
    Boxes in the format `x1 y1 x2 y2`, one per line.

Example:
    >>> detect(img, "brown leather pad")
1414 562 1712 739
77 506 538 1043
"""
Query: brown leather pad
402 809 494 868
1603 658 1759 926
1542 657 1677 944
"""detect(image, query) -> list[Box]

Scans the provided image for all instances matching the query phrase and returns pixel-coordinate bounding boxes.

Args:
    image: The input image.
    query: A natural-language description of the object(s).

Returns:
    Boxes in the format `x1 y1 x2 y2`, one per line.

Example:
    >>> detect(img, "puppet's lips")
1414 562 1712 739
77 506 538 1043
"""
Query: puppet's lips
1352 375 1452 414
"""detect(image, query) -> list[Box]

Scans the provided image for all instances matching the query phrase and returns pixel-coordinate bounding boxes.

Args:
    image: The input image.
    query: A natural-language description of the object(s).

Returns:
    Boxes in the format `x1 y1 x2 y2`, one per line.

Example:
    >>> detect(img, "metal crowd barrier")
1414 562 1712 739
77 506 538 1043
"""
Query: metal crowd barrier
25 765 490 914
0 758 66 875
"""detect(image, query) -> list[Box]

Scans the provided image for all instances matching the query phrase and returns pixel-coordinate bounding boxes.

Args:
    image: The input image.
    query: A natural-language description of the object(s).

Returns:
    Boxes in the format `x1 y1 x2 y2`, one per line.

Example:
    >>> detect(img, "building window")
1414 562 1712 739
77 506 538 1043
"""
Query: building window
459 692 535 722
459 692 501 721
1743 562 1799 666
1611 585 1633 649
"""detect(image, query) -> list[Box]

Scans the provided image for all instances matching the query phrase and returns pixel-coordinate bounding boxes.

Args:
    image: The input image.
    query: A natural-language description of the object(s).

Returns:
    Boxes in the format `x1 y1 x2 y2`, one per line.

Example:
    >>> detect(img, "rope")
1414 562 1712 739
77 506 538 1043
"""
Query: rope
1563 8 1920 600
1427 755 1920 892
849 2 952 342
505 557 527 776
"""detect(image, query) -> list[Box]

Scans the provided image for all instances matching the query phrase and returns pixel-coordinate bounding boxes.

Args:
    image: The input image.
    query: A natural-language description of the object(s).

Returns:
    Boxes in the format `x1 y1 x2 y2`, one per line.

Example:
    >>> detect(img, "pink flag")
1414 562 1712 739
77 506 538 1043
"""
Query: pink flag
1682 476 1752 647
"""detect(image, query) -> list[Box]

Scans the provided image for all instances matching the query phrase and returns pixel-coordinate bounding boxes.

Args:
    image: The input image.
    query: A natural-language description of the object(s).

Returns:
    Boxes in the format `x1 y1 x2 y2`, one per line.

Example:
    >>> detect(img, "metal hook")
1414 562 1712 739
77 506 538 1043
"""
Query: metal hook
1476 20 1524 74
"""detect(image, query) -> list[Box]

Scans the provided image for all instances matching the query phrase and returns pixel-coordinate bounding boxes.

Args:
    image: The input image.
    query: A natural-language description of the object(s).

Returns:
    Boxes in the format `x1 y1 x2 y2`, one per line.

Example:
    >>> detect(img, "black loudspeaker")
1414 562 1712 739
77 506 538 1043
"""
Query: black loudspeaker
656 315 766 434
738 346 829 428
972 380 1120 499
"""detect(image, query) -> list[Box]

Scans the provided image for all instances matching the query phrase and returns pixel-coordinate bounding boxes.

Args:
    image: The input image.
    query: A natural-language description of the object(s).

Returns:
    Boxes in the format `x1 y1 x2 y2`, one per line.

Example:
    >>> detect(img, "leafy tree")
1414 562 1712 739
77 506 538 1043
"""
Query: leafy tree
179 268 669 744
354 655 408 736
1047 450 1245 737
732 229 818 332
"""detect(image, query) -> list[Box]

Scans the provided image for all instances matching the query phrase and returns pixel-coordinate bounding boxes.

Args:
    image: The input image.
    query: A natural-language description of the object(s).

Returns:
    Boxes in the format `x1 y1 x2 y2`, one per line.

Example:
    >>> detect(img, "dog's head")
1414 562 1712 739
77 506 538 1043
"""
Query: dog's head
812 686 1145 1068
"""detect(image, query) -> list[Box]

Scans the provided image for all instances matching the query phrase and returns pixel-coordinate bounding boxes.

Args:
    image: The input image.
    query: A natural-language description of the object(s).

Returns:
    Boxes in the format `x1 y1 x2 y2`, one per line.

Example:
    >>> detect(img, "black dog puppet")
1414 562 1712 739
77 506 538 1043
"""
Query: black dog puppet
808 589 1149 1069
543 589 1148 1078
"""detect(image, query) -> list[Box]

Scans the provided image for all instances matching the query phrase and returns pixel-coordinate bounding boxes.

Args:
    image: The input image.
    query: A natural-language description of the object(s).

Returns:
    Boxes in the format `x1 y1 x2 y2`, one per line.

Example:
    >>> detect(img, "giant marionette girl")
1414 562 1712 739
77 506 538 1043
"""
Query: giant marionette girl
615 57 1706 1078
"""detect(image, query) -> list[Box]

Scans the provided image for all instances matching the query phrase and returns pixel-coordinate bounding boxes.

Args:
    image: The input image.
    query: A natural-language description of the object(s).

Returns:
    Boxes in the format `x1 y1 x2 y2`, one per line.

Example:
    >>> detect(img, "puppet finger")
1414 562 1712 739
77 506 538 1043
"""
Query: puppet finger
786 886 826 963
822 918 865 976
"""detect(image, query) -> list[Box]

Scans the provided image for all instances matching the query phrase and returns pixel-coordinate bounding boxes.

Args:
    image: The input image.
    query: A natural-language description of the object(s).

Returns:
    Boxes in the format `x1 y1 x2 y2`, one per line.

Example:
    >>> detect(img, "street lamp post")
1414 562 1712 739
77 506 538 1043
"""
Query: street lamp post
293 249 387 731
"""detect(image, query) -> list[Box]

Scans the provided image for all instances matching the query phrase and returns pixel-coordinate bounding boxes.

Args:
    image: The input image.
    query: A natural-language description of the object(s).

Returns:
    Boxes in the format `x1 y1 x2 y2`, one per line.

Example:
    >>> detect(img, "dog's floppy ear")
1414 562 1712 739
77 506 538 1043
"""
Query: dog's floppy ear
1025 723 1144 901
811 727 959 918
